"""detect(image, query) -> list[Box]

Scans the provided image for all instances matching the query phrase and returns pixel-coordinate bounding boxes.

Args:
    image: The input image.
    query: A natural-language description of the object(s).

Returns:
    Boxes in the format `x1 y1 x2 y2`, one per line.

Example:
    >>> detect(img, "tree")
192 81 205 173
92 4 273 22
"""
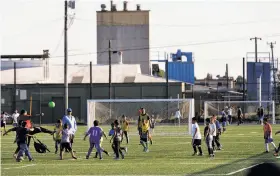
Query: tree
158 69 165 78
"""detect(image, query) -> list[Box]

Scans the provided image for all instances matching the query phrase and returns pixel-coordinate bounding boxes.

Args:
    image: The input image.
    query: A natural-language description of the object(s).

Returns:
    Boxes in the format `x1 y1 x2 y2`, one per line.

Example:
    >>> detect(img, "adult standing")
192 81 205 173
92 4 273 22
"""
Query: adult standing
227 106 233 125
237 107 243 126
174 109 181 126
62 108 77 148
257 106 264 125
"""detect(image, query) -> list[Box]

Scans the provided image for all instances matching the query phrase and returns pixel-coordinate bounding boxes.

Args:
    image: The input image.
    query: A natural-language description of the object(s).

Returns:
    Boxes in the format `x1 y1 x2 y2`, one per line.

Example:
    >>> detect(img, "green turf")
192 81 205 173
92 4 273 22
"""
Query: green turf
1 124 280 176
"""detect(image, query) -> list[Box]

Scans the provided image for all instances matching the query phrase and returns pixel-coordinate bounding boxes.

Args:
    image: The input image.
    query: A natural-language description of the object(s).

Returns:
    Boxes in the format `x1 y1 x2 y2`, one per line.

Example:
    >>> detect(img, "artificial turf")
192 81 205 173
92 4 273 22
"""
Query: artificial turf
1 124 280 176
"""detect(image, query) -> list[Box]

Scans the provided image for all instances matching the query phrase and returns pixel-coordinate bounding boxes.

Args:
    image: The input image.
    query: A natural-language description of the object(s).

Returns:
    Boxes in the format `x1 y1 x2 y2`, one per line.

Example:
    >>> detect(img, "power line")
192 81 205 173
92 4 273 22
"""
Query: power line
49 33 280 58
74 17 280 28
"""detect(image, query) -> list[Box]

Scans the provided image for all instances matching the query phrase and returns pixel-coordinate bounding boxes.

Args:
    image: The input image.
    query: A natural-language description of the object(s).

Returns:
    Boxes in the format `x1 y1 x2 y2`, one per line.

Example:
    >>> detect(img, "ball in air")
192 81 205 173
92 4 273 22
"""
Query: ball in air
48 101 55 108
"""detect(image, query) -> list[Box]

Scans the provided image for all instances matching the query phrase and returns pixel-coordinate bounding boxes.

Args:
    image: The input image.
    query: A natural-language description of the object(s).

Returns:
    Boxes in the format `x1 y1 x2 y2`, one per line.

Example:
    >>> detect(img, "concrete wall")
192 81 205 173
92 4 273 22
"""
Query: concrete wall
1 83 182 124
96 11 150 75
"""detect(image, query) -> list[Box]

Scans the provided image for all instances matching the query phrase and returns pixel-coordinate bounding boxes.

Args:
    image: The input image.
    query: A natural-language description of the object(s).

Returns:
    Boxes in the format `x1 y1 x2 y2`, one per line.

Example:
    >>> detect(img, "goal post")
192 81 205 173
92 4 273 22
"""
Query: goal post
204 100 275 124
87 98 195 135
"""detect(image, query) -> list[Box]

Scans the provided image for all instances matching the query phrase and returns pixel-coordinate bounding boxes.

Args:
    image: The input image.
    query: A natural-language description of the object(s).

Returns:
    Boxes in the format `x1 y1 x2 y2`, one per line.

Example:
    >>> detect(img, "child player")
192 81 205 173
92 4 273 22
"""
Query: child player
84 120 107 160
191 117 203 156
110 120 125 160
60 124 77 160
140 119 150 152
221 109 227 132
273 130 280 156
263 118 277 153
53 119 63 154
109 122 127 157
121 115 129 144
93 124 110 159
204 118 214 158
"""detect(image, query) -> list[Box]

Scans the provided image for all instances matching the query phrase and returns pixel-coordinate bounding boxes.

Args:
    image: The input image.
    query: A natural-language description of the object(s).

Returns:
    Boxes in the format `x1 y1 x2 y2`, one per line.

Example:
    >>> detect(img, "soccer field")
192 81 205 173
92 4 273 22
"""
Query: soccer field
1 124 280 176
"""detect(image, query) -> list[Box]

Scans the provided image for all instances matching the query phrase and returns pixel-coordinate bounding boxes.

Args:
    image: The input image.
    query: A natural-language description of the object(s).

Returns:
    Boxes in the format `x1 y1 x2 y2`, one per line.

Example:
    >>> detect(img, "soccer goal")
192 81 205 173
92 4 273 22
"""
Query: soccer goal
87 99 195 134
204 100 276 124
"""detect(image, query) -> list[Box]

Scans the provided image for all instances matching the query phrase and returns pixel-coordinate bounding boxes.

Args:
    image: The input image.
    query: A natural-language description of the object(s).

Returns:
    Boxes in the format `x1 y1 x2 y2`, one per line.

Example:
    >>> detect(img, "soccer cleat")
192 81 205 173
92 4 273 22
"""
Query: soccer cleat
145 149 149 153
100 158 103 160
264 151 269 153
16 159 22 162
198 153 203 156
72 156 77 160
114 157 120 160
274 153 279 156
13 154 17 159
192 152 197 156
86 156 89 159
29 159 34 162
143 148 146 152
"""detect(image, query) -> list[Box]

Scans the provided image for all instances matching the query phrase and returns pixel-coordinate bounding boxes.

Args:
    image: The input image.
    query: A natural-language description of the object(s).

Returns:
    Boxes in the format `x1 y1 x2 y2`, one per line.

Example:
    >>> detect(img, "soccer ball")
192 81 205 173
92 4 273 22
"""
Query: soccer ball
48 101 55 108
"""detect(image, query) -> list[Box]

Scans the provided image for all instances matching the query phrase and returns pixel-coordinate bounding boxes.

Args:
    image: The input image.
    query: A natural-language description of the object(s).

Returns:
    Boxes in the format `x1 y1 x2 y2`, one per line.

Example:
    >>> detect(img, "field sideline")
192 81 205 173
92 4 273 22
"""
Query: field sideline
1 124 280 176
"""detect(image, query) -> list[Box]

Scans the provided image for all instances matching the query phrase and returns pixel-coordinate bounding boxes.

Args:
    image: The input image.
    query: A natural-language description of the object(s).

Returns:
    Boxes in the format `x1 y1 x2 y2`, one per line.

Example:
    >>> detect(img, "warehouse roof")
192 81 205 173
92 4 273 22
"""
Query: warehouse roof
0 64 178 84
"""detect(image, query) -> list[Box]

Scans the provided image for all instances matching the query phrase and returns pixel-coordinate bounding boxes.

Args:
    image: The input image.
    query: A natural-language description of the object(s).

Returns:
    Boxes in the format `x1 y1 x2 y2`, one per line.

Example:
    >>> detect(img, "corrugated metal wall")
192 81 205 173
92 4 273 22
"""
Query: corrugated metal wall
247 62 272 101
168 62 195 84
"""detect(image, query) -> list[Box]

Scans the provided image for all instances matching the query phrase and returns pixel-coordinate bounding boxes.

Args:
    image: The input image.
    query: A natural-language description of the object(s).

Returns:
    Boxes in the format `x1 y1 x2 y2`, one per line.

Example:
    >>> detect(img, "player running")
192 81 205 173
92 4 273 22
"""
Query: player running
212 115 222 151
263 118 277 153
138 108 153 145
121 115 129 144
84 120 108 160
53 120 63 154
191 117 203 156
140 119 150 152
60 123 77 160
110 120 126 160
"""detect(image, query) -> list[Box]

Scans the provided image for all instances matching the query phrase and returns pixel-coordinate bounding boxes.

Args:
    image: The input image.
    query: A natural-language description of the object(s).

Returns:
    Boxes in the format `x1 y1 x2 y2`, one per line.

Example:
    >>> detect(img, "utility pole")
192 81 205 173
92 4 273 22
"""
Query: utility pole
250 37 262 62
64 0 68 113
109 40 112 119
268 42 277 102
226 63 229 89
243 57 246 113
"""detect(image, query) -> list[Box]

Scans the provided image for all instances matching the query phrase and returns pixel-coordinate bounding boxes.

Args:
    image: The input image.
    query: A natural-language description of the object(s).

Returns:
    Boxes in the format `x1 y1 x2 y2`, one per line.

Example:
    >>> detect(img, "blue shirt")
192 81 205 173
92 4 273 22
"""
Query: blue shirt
108 129 114 136
215 120 221 129
62 115 77 133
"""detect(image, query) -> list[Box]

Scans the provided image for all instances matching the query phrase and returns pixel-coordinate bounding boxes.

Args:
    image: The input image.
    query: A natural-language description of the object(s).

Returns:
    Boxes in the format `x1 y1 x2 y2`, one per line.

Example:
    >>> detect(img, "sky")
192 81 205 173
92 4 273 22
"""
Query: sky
1 0 280 79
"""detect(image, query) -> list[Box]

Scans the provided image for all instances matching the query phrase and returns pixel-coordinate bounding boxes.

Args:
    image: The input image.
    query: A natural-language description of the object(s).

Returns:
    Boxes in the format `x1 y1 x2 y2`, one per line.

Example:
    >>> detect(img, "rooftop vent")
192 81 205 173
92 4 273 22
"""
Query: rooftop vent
101 4 106 11
123 1 128 11
124 76 135 83
136 4 141 11
71 76 84 83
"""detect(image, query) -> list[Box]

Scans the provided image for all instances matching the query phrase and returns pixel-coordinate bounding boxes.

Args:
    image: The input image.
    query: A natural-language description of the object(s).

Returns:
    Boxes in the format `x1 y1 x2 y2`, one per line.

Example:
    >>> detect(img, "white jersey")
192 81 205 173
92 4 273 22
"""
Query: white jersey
1 114 9 123
61 129 73 143
174 110 181 119
12 113 19 123
228 108 232 116
191 123 202 139
209 123 216 137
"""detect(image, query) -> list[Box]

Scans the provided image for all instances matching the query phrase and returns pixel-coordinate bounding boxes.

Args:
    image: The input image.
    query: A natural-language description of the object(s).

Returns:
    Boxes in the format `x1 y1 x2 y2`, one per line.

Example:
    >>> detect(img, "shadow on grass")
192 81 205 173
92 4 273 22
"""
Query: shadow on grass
188 152 280 176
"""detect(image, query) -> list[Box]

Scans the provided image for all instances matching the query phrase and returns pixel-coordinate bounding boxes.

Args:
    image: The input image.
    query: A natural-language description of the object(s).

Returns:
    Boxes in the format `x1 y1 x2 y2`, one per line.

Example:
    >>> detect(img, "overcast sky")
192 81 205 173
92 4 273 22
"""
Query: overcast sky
1 0 280 79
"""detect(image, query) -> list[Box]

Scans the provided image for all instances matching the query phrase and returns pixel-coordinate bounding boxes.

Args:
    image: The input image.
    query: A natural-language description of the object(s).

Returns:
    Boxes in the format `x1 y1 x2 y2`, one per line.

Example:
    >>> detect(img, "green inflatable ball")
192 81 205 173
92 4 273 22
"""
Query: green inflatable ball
48 101 55 108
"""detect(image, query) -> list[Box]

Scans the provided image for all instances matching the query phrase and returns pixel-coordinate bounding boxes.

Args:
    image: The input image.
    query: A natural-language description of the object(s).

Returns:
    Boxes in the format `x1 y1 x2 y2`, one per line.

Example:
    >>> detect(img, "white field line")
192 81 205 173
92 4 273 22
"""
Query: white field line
2 164 36 170
225 163 264 175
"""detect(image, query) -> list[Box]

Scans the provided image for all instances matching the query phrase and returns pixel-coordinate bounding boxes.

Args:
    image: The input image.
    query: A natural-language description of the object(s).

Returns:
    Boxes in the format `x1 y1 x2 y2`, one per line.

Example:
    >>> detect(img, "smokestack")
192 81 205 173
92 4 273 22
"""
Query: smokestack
136 4 141 11
123 1 128 11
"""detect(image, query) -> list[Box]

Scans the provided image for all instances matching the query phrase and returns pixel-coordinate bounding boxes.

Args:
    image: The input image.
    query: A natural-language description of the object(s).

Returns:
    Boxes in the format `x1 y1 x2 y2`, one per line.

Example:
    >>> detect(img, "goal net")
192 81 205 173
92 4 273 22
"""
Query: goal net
204 101 276 124
87 99 195 134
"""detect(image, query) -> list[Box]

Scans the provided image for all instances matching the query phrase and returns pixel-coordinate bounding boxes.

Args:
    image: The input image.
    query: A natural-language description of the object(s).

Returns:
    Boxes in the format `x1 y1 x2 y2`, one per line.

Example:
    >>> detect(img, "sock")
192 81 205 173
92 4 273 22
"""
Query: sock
95 152 98 158
193 146 197 153
145 142 149 150
103 150 109 156
198 146 202 154
271 142 277 149
265 143 269 151
140 141 146 149
208 148 211 155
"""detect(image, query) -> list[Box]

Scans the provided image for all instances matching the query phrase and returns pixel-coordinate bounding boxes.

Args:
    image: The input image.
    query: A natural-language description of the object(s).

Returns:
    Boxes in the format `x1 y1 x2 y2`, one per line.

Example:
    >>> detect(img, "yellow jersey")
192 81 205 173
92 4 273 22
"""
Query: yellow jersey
139 114 149 127
142 120 150 133
121 120 129 131
54 125 63 140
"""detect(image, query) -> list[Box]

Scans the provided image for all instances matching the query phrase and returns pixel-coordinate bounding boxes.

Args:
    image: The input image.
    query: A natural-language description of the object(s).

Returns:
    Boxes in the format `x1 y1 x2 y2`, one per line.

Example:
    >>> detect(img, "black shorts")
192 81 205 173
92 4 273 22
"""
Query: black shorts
193 139 201 146
60 142 72 151
140 138 148 142
1 121 6 127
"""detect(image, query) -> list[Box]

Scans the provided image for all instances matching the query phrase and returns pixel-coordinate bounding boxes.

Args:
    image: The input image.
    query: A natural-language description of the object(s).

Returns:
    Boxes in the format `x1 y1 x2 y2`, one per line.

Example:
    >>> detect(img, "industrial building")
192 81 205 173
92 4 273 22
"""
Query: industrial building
96 1 150 75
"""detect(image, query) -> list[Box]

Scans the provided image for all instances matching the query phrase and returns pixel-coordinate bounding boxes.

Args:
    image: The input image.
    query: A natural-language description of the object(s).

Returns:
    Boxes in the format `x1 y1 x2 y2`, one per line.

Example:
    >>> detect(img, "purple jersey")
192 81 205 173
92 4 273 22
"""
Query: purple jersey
87 126 103 143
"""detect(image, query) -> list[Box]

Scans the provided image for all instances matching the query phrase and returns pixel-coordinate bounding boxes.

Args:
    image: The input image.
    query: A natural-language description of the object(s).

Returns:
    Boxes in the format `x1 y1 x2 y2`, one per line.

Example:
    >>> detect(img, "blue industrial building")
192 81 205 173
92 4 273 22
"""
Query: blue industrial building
247 62 272 101
168 49 195 84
